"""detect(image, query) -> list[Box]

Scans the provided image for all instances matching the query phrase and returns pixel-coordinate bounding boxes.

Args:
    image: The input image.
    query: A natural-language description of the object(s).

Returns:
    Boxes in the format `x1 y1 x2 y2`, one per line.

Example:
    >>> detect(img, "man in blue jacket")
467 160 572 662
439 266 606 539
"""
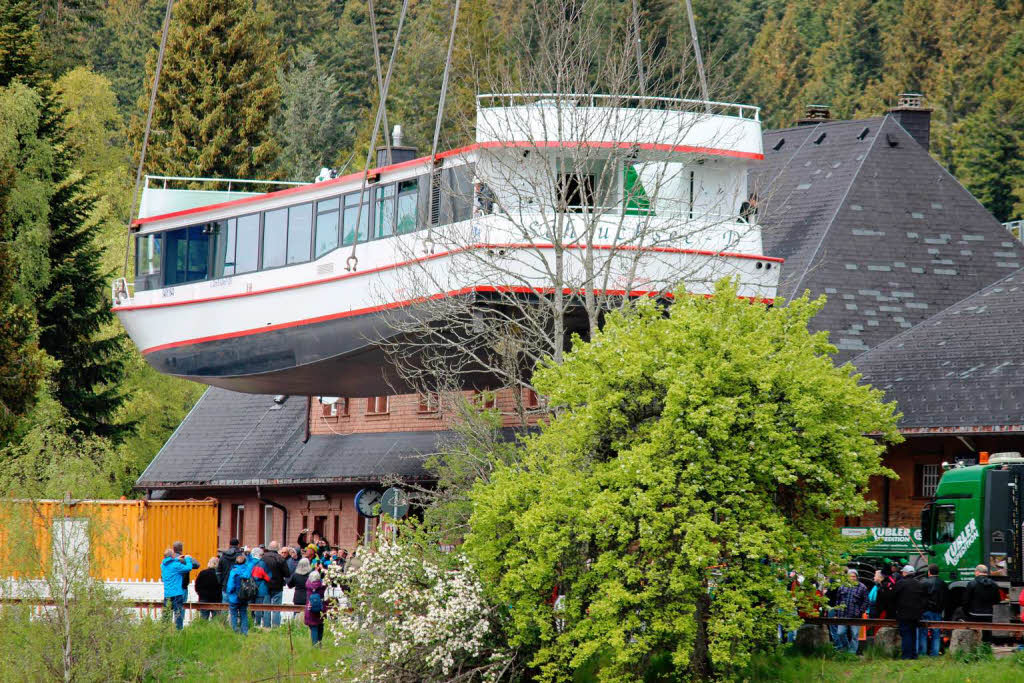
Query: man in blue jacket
161 547 198 630
225 551 256 635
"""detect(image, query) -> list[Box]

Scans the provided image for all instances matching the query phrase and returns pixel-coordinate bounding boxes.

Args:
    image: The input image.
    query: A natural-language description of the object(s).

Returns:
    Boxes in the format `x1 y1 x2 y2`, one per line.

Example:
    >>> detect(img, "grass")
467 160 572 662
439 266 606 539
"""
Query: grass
146 617 344 681
744 647 1024 682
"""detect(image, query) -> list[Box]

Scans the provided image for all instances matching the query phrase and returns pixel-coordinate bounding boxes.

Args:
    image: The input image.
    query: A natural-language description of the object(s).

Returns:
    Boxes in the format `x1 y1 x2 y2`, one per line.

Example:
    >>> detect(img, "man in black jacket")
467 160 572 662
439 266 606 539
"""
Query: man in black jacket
891 565 926 659
918 564 948 656
261 541 291 628
965 564 1001 622
217 538 243 601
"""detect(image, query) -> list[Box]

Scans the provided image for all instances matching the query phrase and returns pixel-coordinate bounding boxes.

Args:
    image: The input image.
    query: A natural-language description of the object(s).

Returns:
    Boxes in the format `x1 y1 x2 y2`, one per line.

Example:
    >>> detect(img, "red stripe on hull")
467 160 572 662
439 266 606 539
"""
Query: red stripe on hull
113 243 782 312
136 285 774 355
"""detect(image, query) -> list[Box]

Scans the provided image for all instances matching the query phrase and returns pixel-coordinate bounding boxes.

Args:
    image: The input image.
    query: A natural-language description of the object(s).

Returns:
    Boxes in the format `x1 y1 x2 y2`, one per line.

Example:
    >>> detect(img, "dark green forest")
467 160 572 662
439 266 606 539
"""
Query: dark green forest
0 0 1021 496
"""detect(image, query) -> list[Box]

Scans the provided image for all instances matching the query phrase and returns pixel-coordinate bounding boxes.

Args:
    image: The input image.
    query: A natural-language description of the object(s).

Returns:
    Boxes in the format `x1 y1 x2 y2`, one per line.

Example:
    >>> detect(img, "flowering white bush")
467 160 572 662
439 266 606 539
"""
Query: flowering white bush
324 542 514 682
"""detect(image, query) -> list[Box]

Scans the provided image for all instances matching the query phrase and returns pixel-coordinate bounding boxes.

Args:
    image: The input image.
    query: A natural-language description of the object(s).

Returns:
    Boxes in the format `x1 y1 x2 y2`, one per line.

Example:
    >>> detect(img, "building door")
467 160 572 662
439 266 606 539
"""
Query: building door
314 515 328 541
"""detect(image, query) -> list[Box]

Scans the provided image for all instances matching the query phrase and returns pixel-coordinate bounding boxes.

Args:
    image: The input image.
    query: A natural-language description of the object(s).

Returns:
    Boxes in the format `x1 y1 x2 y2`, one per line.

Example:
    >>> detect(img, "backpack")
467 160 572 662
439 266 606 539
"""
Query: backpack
308 592 323 614
237 577 258 603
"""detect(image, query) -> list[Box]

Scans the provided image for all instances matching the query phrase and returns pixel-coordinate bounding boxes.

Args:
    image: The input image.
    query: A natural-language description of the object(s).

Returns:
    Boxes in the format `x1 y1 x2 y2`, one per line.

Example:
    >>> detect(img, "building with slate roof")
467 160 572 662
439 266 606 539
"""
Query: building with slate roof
749 97 1023 531
851 267 1024 527
138 387 534 551
754 98 1021 363
139 95 1023 548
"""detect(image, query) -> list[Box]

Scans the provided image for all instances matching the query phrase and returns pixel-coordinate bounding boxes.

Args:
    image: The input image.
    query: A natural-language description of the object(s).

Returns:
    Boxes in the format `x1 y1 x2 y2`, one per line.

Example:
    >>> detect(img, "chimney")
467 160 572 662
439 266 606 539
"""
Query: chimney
888 93 932 151
376 124 418 168
796 104 831 126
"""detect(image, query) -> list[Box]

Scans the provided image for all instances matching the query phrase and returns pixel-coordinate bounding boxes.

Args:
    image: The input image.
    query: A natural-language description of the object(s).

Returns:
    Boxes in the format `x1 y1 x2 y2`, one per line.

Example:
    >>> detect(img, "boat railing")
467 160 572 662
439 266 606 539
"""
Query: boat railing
144 175 309 193
476 93 760 121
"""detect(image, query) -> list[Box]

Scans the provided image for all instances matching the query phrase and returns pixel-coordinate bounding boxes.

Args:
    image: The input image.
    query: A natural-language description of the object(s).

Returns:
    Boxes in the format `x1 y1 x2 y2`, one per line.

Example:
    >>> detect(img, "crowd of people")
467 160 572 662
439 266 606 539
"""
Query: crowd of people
790 561 1014 660
159 529 355 645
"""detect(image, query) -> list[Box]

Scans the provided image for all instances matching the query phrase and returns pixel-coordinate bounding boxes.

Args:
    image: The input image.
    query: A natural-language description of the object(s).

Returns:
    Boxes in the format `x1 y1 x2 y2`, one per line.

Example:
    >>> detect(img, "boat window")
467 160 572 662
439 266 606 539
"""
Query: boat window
342 190 370 245
235 213 260 274
396 179 418 234
315 197 340 258
450 166 474 223
262 207 288 268
134 233 162 290
375 183 396 238
186 225 210 282
212 218 235 278
286 202 313 264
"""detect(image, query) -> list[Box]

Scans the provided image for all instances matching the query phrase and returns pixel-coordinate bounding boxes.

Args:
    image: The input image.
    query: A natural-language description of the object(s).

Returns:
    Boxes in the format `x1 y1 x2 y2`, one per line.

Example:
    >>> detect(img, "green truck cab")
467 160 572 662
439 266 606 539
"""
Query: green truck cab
920 452 1024 608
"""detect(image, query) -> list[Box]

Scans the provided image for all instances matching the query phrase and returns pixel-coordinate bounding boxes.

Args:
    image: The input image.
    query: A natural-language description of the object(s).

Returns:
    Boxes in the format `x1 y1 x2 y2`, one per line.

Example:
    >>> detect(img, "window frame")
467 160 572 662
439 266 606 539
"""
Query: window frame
914 462 942 498
474 390 496 410
366 396 389 415
320 397 348 418
314 196 341 259
933 504 956 544
285 202 314 265
418 392 440 414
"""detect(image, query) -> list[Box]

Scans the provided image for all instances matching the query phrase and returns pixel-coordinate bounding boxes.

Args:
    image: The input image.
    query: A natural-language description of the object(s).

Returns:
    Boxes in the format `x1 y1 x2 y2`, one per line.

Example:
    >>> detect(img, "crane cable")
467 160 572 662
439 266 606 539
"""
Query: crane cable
346 0 410 272
683 0 711 112
423 0 461 255
121 0 175 281
367 0 393 164
631 0 646 94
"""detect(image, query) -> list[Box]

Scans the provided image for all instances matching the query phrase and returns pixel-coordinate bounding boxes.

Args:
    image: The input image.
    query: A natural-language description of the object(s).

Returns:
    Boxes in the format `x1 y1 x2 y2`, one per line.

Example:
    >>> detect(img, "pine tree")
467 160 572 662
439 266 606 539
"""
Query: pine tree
0 0 131 442
276 50 345 180
0 0 44 88
953 30 1024 222
797 0 882 120
739 4 809 127
0 82 48 446
141 0 281 179
36 146 134 442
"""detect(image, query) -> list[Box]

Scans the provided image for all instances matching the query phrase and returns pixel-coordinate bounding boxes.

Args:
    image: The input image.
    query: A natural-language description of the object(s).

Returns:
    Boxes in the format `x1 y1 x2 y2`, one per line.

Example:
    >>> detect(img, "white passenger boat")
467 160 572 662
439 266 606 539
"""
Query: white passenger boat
112 94 781 395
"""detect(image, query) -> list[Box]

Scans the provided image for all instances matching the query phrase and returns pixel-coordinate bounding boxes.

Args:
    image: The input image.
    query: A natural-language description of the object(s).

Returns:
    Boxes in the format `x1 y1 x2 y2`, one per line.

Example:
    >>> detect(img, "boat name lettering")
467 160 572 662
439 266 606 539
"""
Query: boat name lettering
162 287 175 297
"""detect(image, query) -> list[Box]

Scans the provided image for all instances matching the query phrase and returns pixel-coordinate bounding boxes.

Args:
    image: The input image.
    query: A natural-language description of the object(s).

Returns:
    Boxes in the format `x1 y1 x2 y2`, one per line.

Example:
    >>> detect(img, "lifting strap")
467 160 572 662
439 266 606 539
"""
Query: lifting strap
367 0 393 165
346 0 410 272
121 0 175 278
424 0 461 254
683 0 711 112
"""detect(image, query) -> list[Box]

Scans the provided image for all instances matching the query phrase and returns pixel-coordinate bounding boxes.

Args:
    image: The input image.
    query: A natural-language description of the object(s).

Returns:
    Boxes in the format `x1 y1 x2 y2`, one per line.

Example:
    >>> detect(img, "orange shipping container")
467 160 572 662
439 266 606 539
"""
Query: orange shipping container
0 499 217 581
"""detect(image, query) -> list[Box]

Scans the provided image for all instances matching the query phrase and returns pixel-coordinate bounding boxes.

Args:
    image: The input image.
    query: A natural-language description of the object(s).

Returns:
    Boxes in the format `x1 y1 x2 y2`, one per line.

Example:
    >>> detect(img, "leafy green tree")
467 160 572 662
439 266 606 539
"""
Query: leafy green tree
464 280 900 680
82 0 167 115
141 0 281 179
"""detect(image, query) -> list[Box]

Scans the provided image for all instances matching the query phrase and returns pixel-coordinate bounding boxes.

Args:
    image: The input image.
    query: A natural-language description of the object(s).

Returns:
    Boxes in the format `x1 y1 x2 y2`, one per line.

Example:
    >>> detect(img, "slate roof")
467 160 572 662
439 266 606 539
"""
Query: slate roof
853 267 1024 433
754 114 1022 362
136 388 521 488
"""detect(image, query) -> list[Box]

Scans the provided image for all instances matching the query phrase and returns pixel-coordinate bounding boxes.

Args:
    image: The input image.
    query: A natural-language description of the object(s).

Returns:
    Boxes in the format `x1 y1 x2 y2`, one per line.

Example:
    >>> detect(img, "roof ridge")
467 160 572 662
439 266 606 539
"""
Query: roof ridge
851 265 1024 365
786 117 886 298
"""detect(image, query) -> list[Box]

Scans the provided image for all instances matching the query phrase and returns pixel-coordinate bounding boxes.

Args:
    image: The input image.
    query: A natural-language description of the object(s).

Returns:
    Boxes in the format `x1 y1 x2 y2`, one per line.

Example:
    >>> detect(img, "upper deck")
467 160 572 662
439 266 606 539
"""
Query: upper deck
475 93 763 160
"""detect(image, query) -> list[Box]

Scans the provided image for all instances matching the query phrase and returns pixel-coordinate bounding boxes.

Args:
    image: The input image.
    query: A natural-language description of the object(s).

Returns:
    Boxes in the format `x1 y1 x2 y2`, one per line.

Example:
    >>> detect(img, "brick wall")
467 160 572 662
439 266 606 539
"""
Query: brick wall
309 387 544 436
857 434 1024 528
168 489 370 554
